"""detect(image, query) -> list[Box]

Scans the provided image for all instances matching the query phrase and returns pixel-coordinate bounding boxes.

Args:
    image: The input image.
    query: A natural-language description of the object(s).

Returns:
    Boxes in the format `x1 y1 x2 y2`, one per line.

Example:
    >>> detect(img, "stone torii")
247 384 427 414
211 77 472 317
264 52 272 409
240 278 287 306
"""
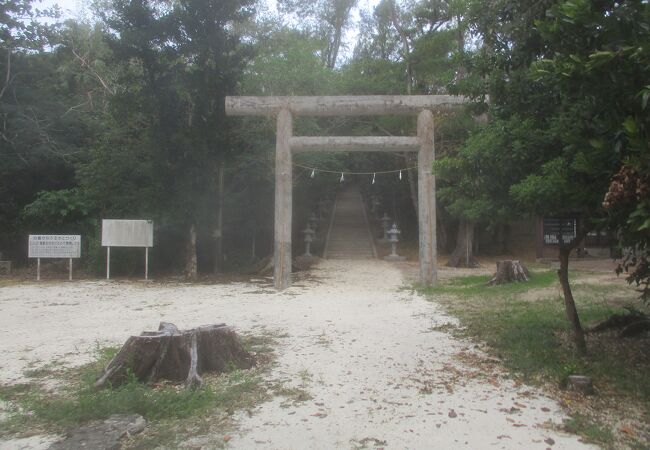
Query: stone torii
225 95 469 290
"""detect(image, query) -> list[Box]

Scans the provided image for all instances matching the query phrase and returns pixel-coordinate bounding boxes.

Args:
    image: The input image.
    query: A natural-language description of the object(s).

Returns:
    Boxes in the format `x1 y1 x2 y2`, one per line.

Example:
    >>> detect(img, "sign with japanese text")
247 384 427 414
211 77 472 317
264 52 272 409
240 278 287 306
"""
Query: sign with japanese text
28 235 81 258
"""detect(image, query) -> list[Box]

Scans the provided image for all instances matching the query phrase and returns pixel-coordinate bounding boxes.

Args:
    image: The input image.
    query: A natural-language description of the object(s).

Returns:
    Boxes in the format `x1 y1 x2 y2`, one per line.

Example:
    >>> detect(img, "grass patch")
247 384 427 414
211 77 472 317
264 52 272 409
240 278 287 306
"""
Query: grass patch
563 414 615 446
1 335 276 447
418 269 650 448
420 271 649 398
421 270 558 298
273 385 313 407
0 383 33 401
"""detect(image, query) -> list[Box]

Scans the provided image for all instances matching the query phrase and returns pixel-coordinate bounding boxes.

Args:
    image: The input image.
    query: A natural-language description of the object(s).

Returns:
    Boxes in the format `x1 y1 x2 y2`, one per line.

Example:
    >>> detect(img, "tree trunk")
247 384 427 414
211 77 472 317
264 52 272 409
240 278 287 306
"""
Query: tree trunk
496 223 509 254
389 0 413 94
251 225 256 260
214 164 225 274
558 246 587 355
488 260 529 285
437 209 449 252
447 220 479 267
405 152 418 217
456 13 466 78
95 322 254 389
326 0 355 69
185 222 197 280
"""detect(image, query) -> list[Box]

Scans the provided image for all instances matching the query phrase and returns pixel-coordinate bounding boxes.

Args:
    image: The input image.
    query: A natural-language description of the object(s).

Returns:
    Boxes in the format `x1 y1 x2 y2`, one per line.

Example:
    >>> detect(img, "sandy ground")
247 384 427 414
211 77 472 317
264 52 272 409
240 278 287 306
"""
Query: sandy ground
0 260 596 449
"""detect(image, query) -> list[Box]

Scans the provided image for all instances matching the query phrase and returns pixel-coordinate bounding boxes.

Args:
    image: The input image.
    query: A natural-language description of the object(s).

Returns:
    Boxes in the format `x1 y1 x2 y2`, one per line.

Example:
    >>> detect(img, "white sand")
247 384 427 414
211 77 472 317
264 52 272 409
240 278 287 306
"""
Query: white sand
0 260 596 449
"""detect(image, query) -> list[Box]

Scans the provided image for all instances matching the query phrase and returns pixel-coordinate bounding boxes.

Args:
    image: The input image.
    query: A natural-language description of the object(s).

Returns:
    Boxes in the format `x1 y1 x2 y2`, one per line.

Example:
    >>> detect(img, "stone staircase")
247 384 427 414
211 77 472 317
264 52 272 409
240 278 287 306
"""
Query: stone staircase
323 185 377 260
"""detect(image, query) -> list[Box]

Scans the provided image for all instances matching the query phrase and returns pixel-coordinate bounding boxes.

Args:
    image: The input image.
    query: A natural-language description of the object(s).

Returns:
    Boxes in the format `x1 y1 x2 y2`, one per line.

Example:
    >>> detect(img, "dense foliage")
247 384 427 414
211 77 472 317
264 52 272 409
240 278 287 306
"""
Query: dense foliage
0 0 648 304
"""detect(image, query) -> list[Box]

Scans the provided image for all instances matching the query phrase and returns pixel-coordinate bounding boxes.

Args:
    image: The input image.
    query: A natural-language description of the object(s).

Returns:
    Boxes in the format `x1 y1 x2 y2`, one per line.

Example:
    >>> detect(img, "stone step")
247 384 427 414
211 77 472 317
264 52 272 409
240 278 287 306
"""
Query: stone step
323 185 376 260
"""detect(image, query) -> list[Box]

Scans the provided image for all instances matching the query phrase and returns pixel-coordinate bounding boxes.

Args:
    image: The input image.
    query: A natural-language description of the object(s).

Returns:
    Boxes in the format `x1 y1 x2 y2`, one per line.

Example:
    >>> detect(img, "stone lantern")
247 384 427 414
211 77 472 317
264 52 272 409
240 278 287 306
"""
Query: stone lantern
302 224 316 257
384 223 406 261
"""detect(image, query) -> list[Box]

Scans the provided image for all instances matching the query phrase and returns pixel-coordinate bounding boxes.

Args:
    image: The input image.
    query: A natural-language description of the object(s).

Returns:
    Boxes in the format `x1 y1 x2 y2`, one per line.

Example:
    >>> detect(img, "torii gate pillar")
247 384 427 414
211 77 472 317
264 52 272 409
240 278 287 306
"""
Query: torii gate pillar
417 110 437 286
275 109 293 290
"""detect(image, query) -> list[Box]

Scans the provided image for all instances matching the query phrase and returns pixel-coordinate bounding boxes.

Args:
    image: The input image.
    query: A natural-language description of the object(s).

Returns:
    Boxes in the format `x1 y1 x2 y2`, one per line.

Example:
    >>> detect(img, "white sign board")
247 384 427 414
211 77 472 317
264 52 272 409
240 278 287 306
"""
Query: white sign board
101 220 153 247
28 235 81 259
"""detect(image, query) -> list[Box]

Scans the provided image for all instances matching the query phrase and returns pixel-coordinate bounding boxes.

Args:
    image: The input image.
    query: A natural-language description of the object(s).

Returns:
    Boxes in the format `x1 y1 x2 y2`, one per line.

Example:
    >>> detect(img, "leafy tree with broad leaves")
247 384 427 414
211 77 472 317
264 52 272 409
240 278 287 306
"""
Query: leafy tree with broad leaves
0 0 103 261
439 0 650 354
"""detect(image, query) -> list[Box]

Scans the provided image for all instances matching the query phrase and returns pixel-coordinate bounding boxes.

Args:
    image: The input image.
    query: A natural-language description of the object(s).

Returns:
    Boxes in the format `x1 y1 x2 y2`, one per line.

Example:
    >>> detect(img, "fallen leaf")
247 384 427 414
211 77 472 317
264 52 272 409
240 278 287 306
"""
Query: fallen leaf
448 409 457 418
544 437 555 446
619 425 636 436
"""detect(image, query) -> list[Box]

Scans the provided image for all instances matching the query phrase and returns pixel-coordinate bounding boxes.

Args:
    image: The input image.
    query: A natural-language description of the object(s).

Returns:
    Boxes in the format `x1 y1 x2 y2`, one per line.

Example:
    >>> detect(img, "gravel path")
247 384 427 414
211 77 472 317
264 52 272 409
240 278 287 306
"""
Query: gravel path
0 260 596 449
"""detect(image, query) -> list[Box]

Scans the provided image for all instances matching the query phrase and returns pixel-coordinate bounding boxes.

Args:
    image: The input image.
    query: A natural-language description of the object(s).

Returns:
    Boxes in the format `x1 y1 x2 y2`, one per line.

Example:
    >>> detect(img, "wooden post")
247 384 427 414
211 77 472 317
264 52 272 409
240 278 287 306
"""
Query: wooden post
37 257 41 281
417 109 437 286
106 247 111 280
69 258 72 281
274 108 293 290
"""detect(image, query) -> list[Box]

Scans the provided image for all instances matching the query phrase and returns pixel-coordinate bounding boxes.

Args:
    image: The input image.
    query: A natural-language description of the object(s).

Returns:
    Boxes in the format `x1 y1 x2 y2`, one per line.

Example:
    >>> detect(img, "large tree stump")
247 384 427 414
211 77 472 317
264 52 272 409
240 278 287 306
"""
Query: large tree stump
95 322 254 389
487 260 530 286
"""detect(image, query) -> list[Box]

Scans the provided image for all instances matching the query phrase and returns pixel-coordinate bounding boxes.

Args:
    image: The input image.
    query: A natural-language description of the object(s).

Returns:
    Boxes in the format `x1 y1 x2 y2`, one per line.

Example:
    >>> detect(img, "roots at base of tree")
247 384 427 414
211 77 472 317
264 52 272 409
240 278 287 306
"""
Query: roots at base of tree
586 310 650 338
95 322 254 389
488 260 530 285
250 256 307 276
446 251 480 268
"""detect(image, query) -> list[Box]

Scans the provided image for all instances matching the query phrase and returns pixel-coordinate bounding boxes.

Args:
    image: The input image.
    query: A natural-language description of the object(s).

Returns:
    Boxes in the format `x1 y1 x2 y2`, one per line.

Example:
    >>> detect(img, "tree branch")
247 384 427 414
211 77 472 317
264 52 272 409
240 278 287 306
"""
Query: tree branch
0 50 11 101
71 47 115 95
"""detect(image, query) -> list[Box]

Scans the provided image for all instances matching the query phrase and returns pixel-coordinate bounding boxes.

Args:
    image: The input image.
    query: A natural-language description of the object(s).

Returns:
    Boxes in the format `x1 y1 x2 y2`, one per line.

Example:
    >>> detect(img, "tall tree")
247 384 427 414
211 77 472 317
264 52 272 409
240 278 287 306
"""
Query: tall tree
277 0 358 68
441 0 650 353
82 0 254 278
0 1 101 259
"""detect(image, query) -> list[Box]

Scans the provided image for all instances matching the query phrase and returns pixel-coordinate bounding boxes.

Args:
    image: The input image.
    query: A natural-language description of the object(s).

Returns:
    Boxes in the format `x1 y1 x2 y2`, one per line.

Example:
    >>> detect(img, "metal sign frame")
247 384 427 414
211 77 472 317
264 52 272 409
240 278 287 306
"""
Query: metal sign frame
101 220 154 280
28 235 81 281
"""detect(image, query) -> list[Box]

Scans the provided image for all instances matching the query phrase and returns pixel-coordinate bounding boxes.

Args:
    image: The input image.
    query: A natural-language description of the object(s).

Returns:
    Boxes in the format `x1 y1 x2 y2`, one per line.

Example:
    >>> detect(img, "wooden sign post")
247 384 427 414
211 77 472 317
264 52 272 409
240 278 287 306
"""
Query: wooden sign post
225 95 469 290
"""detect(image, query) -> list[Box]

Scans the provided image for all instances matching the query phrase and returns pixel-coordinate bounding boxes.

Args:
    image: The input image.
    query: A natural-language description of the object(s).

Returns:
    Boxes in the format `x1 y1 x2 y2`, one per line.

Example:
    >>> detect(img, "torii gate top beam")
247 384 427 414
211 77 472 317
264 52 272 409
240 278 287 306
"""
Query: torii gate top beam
225 95 468 117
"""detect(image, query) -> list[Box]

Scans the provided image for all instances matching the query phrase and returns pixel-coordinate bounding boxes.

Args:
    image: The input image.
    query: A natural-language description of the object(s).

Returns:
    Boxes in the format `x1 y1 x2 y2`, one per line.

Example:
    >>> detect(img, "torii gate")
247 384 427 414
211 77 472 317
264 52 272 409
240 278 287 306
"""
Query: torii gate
225 95 468 290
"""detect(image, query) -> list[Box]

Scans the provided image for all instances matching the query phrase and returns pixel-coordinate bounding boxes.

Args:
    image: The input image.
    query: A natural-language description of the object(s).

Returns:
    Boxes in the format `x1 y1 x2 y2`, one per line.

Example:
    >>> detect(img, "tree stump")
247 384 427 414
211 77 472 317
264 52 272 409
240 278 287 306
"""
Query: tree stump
487 260 530 286
95 322 254 389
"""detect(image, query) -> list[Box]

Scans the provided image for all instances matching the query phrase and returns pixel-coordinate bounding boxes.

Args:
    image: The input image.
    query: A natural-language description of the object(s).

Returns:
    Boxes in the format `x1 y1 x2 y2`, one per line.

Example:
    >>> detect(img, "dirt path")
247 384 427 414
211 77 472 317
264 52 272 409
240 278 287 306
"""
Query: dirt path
0 260 595 449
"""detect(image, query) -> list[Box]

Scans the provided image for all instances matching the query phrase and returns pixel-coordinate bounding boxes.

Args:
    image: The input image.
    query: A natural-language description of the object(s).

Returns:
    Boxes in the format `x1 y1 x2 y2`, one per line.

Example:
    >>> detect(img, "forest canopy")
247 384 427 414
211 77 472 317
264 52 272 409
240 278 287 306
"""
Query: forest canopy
1 0 648 304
